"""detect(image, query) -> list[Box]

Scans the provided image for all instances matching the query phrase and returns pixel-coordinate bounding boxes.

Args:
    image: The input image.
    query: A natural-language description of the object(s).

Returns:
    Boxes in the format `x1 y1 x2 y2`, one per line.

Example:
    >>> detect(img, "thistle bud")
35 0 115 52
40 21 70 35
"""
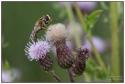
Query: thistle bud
46 23 74 69
56 44 74 69
72 46 90 75
72 57 86 75
39 55 53 71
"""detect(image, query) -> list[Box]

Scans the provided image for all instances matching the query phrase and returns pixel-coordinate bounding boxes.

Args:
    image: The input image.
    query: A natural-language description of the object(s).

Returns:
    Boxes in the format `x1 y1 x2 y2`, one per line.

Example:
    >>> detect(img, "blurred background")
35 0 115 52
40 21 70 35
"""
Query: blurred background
2 1 123 82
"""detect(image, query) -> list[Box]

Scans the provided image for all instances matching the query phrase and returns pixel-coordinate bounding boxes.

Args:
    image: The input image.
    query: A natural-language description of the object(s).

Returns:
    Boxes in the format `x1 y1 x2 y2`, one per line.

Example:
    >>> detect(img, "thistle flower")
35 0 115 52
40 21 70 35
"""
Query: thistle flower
46 23 74 69
24 38 53 71
72 46 90 75
24 38 51 61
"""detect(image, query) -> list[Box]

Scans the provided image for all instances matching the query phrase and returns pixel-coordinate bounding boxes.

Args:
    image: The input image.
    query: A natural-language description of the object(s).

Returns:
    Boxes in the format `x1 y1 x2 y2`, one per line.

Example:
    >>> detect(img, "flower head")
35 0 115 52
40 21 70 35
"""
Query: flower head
46 23 69 46
39 55 53 71
46 23 74 69
24 38 51 61
76 46 90 60
72 46 90 75
56 44 74 69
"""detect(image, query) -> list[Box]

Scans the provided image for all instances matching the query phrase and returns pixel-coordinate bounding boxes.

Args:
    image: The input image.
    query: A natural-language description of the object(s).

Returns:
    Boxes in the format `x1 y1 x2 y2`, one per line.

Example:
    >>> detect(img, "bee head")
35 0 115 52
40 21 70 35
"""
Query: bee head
44 14 51 24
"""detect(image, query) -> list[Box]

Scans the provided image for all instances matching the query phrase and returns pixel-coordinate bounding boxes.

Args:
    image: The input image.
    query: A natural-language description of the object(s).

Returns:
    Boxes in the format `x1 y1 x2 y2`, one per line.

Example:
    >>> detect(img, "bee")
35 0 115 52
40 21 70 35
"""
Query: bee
29 14 56 40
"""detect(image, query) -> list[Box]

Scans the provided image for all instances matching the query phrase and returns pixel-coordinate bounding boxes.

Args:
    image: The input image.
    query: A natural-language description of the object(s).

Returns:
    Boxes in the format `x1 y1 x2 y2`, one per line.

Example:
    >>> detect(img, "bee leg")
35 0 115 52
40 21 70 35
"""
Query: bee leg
44 24 48 30
43 26 51 31
41 22 49 30
44 27 51 31
42 22 47 30
35 34 37 39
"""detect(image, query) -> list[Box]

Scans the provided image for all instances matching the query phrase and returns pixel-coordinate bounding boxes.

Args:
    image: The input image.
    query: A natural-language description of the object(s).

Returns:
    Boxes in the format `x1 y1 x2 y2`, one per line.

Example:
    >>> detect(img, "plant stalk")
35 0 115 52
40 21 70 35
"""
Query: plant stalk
49 70 61 82
74 2 108 76
67 69 75 82
110 2 120 82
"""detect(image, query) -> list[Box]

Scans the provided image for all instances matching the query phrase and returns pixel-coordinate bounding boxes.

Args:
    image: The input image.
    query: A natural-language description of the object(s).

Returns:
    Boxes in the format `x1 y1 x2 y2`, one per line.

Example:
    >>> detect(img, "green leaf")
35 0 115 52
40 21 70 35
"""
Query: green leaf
89 10 102 25
95 67 104 79
85 59 96 75
84 10 102 30
90 10 103 18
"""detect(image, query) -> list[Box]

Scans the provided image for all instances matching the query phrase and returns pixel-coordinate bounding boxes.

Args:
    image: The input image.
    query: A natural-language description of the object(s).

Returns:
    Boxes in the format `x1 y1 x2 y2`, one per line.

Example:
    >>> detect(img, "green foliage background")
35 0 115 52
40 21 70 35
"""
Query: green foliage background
2 2 123 82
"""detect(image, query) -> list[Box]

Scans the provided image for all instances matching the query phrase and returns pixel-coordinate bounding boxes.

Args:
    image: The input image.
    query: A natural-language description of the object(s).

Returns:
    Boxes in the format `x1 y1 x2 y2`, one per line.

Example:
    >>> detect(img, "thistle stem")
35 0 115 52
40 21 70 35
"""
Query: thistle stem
67 69 75 82
110 2 120 82
74 2 108 76
49 70 61 82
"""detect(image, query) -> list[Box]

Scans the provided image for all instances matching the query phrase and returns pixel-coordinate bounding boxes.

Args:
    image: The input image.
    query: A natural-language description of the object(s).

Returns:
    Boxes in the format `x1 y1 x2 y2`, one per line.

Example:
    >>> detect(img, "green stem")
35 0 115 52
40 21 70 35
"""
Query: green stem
49 70 61 82
110 2 120 82
65 2 82 48
88 36 108 76
74 2 108 76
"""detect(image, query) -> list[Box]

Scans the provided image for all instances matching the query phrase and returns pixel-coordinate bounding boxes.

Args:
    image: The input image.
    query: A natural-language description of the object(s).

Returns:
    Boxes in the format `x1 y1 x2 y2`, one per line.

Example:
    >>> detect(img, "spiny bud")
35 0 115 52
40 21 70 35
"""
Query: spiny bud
56 44 74 69
72 46 90 75
39 55 53 71
72 57 86 75
76 46 90 61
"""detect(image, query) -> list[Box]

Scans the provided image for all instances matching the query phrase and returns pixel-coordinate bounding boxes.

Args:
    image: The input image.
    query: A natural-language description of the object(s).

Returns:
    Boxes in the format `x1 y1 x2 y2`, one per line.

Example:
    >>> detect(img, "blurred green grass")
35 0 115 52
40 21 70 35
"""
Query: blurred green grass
2 2 123 82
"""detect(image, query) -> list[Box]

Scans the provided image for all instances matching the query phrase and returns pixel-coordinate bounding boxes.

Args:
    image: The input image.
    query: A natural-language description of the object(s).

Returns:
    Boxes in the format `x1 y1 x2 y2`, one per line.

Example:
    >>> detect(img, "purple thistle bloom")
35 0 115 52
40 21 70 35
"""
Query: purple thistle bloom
24 38 51 61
